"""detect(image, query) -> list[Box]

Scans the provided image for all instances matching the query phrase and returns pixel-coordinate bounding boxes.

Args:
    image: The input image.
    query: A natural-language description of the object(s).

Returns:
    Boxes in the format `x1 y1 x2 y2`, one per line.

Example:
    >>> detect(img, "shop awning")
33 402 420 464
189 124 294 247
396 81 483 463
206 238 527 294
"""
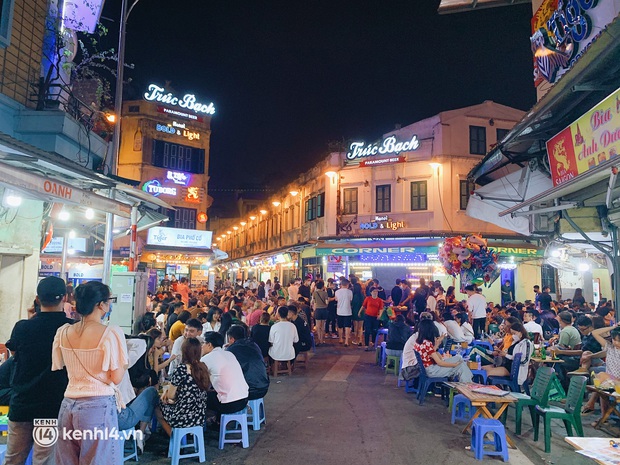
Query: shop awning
465 167 553 233
437 0 530 14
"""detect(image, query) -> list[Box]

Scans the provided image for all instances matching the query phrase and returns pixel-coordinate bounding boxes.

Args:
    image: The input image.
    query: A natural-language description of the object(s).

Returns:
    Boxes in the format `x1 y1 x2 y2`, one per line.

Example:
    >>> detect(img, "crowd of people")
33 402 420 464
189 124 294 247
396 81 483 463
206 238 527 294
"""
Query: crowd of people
1 272 617 464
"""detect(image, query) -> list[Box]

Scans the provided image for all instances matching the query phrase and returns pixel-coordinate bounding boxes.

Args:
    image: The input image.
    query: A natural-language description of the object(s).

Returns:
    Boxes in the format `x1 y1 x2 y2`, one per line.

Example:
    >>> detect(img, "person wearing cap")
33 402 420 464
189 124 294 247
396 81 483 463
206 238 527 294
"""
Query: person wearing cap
4 276 73 465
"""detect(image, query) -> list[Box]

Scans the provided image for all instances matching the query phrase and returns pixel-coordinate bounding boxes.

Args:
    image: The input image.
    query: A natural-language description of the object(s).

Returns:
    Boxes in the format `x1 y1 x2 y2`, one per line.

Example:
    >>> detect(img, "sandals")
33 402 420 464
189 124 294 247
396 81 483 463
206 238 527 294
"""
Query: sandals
581 407 595 415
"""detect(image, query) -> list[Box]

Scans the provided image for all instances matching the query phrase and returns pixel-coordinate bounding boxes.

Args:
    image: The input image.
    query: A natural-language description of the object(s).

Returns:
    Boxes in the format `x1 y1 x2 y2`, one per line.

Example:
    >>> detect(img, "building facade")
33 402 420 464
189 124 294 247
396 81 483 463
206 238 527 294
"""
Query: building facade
216 101 543 303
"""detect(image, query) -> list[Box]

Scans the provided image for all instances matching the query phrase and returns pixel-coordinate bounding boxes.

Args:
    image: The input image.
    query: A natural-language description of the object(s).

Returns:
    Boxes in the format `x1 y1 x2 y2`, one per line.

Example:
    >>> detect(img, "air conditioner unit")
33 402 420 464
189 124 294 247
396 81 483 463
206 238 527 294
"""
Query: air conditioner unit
529 201 556 234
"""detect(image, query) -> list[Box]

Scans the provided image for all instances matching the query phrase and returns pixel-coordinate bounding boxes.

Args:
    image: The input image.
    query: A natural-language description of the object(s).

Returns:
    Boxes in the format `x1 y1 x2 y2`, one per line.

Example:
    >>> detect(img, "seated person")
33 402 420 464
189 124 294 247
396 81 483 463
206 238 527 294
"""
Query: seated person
250 312 272 358
442 312 467 343
268 306 299 363
413 319 473 382
582 326 620 418
385 314 413 356
168 318 203 375
553 315 602 377
156 338 210 437
288 305 312 356
402 314 439 369
201 331 249 417
553 311 582 350
168 310 191 343
482 322 532 388
455 312 474 344
523 309 544 342
226 325 269 400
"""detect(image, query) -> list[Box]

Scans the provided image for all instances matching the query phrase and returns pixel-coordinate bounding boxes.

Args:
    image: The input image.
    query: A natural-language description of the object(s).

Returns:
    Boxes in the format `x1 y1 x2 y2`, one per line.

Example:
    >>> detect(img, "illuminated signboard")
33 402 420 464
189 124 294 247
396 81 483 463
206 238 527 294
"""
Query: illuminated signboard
359 156 406 167
346 134 419 161
546 86 620 186
166 171 191 186
142 180 177 197
156 122 201 141
531 0 620 88
147 226 213 249
185 186 201 203
144 84 215 115
359 216 406 231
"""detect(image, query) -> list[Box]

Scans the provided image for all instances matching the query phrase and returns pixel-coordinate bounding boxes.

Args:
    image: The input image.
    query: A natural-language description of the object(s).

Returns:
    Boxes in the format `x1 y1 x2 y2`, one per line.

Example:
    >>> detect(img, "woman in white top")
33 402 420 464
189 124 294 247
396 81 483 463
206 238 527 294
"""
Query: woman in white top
203 307 222 333
52 281 129 465
455 312 475 344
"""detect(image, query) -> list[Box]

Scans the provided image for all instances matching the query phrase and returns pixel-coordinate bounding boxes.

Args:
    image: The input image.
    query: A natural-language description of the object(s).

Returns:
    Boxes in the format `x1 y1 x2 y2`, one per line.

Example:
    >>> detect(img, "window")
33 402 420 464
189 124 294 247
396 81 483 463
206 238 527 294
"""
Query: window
459 180 476 210
317 192 325 218
376 184 391 213
496 128 509 142
128 105 140 113
170 207 196 230
410 181 427 211
305 197 316 222
469 125 487 155
0 0 15 48
152 140 205 174
541 264 556 294
343 188 358 214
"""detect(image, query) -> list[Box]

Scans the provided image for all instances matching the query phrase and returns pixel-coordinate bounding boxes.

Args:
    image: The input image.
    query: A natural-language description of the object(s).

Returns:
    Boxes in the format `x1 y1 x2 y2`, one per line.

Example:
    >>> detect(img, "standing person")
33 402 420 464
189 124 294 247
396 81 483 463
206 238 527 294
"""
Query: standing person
572 288 586 308
390 279 403 307
312 280 329 345
176 277 190 306
465 284 487 338
500 280 514 306
52 281 129 465
257 281 266 300
335 278 353 346
287 280 300 303
360 288 384 351
533 285 541 309
5 277 73 465
350 277 365 346
538 285 553 311
325 279 338 339
298 277 312 304
412 278 430 315
445 286 458 313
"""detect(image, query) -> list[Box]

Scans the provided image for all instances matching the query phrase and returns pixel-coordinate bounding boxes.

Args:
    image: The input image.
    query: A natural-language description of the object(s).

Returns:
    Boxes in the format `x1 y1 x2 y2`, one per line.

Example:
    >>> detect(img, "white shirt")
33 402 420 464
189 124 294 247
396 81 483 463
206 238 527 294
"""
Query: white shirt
402 334 418 368
434 321 448 337
335 288 353 316
169 334 205 375
444 320 466 342
427 295 437 313
201 347 249 403
468 293 487 319
203 321 221 334
288 285 299 302
268 320 298 361
524 320 544 338
119 338 147 405
461 322 475 343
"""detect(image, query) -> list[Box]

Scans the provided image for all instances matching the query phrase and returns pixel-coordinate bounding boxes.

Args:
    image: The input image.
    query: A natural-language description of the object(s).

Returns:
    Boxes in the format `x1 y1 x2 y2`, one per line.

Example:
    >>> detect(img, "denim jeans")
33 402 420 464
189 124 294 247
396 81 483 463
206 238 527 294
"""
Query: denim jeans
117 387 159 431
55 396 122 465
363 315 379 346
425 355 473 383
5 420 56 465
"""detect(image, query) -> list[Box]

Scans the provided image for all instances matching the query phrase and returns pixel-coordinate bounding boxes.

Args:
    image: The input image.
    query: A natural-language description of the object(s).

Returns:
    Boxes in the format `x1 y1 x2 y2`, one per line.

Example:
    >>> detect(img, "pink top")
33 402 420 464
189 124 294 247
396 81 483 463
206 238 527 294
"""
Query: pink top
52 324 128 398
247 309 262 327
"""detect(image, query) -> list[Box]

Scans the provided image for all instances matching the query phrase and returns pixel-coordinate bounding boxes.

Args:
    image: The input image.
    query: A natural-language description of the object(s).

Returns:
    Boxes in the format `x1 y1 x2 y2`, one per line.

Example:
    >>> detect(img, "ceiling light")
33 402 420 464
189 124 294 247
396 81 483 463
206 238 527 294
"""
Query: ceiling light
578 263 590 272
2 189 22 208
68 230 76 239
259 209 267 215
240 221 246 226
249 215 257 220
272 201 281 207
68 248 75 255
233 226 239 230
550 249 561 258
429 162 441 171
325 171 337 178
290 190 299 196
58 210 70 221
112 228 120 234
85 208 94 219
227 231 232 234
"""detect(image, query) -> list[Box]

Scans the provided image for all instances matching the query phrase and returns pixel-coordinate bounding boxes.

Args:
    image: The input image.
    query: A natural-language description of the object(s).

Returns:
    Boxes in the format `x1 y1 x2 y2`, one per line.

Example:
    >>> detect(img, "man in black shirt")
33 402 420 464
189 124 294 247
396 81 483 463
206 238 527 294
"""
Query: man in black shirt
538 285 553 311
6 277 73 465
298 278 312 304
226 325 269 400
390 279 402 306
288 305 312 356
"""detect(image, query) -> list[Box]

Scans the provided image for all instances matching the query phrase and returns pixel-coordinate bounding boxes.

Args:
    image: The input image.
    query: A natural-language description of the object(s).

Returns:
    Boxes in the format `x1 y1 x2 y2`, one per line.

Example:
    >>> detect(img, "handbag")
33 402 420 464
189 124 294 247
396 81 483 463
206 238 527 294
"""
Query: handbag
63 326 125 412
401 365 420 380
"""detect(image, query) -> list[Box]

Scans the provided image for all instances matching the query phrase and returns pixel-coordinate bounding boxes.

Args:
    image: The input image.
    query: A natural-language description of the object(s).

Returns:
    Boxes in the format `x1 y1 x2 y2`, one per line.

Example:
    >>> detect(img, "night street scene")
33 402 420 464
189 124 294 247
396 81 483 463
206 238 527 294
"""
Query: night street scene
2 0 620 465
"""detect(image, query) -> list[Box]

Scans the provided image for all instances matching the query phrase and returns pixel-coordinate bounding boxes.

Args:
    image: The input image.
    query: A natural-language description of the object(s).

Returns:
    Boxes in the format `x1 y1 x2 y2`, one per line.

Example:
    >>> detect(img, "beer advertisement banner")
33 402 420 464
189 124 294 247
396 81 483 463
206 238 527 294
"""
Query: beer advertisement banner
547 87 620 187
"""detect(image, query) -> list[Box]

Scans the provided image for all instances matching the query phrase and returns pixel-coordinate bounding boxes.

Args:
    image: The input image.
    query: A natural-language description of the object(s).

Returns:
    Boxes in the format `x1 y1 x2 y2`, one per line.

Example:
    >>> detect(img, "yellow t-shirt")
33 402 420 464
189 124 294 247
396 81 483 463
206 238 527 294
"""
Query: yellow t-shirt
169 320 185 342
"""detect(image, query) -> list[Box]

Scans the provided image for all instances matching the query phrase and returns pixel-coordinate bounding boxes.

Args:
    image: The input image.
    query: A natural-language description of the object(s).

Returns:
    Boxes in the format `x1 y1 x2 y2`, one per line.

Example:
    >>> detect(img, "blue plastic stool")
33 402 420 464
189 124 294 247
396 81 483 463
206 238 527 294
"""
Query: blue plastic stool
374 328 388 347
380 341 387 367
470 418 509 462
247 398 266 430
122 429 139 462
219 408 249 449
471 369 488 385
310 333 316 353
168 426 206 465
451 394 472 424
473 340 494 352
0 444 6 464
375 341 386 366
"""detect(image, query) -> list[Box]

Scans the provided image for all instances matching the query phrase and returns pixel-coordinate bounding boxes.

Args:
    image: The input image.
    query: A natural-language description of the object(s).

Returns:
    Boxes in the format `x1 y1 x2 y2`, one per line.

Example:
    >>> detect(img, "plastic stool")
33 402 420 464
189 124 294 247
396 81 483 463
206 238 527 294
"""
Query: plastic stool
0 444 6 464
219 408 249 449
380 341 387 367
168 426 206 465
470 418 509 462
247 398 266 430
471 369 488 385
451 394 472 424
122 429 139 462
374 328 388 347
310 333 316 353
385 355 400 375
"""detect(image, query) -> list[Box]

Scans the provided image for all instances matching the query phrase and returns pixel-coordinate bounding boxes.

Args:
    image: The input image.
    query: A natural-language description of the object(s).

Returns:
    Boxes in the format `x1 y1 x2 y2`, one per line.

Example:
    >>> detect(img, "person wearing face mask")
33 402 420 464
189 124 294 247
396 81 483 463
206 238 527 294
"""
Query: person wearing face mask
481 322 532 386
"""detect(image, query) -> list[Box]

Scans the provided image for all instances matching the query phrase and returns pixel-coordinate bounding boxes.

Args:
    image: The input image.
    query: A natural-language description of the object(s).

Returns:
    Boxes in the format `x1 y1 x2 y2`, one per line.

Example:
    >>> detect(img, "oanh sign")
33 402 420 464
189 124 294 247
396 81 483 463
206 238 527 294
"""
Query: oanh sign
547 86 620 187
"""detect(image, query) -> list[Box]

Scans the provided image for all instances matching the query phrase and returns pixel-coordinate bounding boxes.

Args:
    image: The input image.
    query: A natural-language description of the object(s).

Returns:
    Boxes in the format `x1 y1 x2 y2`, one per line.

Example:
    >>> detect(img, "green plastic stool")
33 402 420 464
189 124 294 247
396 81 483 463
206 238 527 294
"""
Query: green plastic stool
385 355 400 375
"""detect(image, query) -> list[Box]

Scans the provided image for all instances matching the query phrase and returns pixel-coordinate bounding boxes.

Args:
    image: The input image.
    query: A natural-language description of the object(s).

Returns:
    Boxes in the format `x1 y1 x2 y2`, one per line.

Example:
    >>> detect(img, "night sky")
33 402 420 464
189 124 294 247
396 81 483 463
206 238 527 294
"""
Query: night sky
101 0 536 211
